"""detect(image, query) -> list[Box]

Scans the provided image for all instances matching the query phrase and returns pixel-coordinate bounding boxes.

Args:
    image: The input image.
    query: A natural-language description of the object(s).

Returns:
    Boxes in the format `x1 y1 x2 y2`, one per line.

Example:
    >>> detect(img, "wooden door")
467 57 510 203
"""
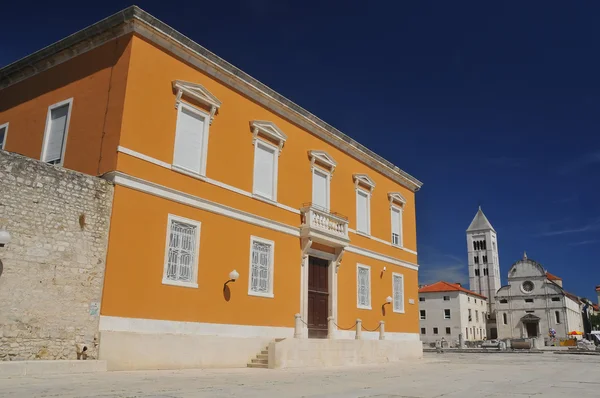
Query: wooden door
308 256 329 338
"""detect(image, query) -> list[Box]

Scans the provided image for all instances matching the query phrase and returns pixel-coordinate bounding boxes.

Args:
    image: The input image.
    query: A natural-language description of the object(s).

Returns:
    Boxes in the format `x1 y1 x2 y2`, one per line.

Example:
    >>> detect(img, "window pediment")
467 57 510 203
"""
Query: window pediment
309 150 336 173
173 80 222 124
353 174 376 193
388 192 407 207
251 120 287 155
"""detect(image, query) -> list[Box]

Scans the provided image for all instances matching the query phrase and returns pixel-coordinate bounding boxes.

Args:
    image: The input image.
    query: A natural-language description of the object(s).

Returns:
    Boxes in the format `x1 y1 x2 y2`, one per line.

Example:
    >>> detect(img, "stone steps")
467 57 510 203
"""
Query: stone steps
247 339 285 369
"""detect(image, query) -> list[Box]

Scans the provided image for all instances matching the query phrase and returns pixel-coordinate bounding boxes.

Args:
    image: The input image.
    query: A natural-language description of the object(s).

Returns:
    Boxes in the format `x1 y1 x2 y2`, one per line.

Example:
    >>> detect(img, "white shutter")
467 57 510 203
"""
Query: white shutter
253 142 275 199
173 106 206 174
44 104 69 163
393 274 404 312
312 169 328 210
356 190 369 233
391 207 401 245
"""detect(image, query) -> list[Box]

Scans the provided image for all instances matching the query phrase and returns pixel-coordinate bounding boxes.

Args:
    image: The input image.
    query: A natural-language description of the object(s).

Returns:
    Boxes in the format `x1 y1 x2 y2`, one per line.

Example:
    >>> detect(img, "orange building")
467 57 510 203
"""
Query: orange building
0 6 423 369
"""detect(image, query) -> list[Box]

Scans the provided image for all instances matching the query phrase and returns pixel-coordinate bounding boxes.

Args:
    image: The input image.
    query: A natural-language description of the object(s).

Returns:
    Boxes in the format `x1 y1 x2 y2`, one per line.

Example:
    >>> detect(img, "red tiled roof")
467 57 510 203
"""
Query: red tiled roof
593 304 599 311
419 281 487 300
546 271 562 281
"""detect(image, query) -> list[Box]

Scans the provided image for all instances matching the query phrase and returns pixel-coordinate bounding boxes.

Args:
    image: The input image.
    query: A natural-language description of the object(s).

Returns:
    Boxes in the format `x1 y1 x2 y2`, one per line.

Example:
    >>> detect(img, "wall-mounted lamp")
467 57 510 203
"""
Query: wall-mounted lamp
0 229 11 248
385 296 393 305
224 269 239 287
381 296 393 316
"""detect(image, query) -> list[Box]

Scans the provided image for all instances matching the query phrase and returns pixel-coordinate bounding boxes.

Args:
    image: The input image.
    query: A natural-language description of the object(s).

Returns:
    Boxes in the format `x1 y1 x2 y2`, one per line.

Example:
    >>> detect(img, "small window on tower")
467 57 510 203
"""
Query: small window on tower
475 269 480 276
499 299 508 304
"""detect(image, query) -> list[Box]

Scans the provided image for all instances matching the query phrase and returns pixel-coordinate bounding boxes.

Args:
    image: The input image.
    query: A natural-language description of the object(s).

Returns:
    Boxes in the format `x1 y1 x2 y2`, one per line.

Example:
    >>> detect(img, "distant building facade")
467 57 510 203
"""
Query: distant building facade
496 253 583 342
466 207 501 338
418 281 488 345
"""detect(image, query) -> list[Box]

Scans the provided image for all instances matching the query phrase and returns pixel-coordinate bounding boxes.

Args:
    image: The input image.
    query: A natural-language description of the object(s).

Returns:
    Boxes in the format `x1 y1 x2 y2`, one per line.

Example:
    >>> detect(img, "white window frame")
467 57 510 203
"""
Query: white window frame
172 101 210 178
420 309 426 320
0 122 8 150
355 187 371 235
41 98 74 166
252 138 279 202
392 272 405 313
248 236 275 298
443 295 450 301
444 309 451 319
390 204 403 247
162 214 201 289
311 167 331 211
356 263 372 310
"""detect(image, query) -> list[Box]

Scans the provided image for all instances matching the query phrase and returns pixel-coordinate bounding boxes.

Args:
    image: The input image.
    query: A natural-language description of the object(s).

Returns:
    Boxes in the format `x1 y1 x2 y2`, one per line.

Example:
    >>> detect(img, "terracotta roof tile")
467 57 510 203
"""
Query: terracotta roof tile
419 281 487 300
546 271 562 281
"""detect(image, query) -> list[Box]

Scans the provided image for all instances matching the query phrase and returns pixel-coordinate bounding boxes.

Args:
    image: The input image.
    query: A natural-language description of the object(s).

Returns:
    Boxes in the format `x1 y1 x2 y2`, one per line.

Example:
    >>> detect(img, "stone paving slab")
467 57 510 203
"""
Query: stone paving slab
1 353 599 397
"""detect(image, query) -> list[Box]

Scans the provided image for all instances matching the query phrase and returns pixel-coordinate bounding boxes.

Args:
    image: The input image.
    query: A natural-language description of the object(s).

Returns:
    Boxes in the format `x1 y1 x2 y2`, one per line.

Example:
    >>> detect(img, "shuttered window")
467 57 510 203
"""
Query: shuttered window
42 101 72 165
0 123 7 150
162 215 200 288
252 141 277 200
391 206 402 246
173 104 208 175
357 264 371 309
393 273 404 313
249 236 274 297
312 169 329 210
356 189 370 234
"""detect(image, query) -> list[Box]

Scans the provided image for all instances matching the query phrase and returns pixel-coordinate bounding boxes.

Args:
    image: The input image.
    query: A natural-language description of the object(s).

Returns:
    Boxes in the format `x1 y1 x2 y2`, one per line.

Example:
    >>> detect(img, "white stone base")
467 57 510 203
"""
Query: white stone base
0 360 107 378
99 331 276 370
267 338 423 369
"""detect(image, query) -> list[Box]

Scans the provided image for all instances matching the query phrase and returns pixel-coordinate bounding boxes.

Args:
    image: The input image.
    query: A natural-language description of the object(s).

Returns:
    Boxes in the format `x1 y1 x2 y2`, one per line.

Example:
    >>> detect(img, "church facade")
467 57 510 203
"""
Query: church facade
466 207 501 338
495 254 583 342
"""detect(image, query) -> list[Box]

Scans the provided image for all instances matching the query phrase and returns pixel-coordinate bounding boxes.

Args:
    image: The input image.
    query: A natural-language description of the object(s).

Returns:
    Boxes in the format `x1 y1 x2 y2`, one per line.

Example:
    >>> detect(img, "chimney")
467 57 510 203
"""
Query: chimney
455 282 462 287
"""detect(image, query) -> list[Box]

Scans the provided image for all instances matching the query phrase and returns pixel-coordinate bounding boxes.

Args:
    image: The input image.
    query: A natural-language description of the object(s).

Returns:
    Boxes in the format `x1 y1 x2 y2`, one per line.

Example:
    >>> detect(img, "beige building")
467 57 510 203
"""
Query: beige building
418 281 488 345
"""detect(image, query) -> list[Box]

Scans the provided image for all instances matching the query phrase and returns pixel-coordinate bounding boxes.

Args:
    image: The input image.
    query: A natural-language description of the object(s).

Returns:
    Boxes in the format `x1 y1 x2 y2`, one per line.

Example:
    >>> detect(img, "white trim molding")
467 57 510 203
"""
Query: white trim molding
356 263 372 310
355 187 371 236
172 101 210 178
392 272 405 314
173 80 221 124
0 122 8 150
252 138 279 202
348 228 417 256
346 245 419 271
248 235 276 298
390 204 403 248
162 214 201 289
250 120 287 155
40 97 74 166
353 173 376 193
388 192 407 207
309 150 337 173
99 316 294 339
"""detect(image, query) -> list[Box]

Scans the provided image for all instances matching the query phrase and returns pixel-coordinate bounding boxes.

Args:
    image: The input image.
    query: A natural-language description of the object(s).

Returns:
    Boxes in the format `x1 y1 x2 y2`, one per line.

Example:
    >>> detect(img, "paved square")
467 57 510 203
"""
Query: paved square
1 353 599 397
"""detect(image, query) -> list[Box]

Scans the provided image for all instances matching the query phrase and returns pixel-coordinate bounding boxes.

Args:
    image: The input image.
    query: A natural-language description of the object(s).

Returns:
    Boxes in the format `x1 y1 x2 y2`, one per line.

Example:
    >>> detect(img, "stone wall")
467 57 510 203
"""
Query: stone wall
0 150 113 360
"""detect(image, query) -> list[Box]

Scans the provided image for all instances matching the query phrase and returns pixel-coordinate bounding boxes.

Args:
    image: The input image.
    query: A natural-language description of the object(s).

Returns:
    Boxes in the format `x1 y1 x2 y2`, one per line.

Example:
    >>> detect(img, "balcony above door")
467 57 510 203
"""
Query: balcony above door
300 203 349 248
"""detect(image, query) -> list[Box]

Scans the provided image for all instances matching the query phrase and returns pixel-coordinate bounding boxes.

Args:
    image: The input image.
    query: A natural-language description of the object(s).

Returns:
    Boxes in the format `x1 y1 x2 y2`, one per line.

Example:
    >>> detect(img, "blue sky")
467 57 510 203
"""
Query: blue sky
1 1 599 299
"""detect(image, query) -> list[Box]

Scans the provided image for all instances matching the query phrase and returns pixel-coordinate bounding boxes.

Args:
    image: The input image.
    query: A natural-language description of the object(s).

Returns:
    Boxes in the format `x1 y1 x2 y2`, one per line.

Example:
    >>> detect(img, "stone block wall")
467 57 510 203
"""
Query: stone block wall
0 151 113 360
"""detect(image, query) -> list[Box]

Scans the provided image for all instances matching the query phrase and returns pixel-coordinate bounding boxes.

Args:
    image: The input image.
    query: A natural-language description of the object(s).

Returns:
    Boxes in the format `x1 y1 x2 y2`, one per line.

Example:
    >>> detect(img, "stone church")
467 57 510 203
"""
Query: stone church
495 253 583 342
466 207 501 339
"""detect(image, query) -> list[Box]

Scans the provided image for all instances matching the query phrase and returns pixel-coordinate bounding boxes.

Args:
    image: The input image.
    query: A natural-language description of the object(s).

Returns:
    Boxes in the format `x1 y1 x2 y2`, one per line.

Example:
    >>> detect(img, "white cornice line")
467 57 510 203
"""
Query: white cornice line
105 171 419 272
346 245 419 271
347 227 418 256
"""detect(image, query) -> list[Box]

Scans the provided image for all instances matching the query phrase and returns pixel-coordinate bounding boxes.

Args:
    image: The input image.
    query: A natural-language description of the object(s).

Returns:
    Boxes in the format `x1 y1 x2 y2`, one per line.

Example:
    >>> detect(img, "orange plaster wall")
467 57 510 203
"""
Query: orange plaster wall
0 35 133 176
118 35 418 258
101 185 300 327
337 252 419 334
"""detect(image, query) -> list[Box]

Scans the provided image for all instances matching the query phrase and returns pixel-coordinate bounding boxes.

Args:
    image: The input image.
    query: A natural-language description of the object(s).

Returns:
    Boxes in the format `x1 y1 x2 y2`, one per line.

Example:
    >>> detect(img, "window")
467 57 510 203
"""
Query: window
433 327 439 335
474 299 477 304
483 255 488 263
468 297 470 302
522 281 534 293
419 297 425 302
475 310 479 322
465 327 468 337
173 102 209 176
420 310 426 320
357 264 371 309
483 268 488 276
248 236 275 297
503 313 507 325
443 296 450 301
474 268 480 276
162 214 201 288
421 328 426 335
499 299 508 304
551 297 560 302
392 273 405 313
0 122 8 150
492 241 496 251
41 99 73 165
555 311 561 324
468 309 472 320
356 189 370 234
525 310 534 314
312 168 330 211
252 140 278 200
444 309 451 319
525 298 534 303
391 206 402 246
474 256 479 264
446 327 451 335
